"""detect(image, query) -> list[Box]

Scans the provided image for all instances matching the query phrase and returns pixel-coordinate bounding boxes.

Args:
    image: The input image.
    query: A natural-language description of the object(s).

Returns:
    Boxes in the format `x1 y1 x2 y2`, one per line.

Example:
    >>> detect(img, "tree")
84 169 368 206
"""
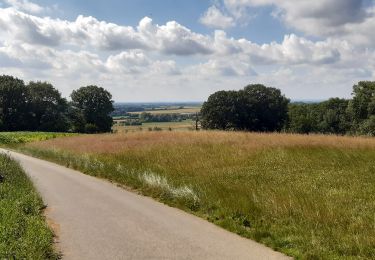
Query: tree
200 90 240 130
318 98 350 135
27 81 70 132
70 85 114 133
201 84 289 132
0 75 30 131
287 103 320 134
241 84 289 131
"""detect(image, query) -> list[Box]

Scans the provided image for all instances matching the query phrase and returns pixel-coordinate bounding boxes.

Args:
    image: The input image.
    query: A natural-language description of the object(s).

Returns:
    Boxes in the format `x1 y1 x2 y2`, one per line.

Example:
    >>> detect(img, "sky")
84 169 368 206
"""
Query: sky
0 0 374 102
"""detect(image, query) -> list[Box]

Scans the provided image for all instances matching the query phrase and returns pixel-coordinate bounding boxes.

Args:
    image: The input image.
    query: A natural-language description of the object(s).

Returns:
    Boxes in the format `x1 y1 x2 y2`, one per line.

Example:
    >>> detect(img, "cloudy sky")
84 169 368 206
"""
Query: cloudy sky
0 0 374 102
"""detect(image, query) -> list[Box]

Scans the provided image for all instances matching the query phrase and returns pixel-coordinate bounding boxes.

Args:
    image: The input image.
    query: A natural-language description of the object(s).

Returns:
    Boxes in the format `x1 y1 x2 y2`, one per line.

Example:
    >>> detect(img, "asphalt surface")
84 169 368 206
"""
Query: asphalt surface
2 149 291 260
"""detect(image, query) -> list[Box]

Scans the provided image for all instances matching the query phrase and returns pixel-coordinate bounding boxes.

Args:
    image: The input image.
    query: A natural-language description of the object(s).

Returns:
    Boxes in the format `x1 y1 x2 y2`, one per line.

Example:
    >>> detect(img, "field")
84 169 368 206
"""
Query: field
16 131 375 259
113 120 195 132
0 132 76 145
0 154 57 259
128 107 201 115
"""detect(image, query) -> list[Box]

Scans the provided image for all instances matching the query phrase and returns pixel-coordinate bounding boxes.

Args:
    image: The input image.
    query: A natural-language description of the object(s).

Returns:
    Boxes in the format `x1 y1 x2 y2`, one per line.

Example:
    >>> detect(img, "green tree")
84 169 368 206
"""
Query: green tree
70 85 114 133
241 84 289 131
287 103 320 134
347 81 375 131
201 90 240 130
27 81 69 132
0 75 30 131
201 84 289 132
319 98 350 134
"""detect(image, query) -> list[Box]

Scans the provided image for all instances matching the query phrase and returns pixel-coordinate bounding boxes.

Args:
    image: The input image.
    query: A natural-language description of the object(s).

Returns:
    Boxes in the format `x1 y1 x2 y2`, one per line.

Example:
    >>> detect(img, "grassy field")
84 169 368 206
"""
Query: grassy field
16 131 375 259
0 153 57 259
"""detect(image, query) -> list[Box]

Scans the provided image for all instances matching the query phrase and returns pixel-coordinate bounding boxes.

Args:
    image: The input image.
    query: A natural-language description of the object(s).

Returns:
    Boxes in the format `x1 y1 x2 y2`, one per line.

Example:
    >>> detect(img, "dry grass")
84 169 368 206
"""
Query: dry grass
29 131 375 154
21 131 375 259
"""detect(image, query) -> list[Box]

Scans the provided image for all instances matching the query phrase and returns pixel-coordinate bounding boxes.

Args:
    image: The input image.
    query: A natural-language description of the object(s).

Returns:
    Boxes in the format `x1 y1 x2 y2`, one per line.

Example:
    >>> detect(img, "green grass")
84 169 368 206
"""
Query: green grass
0 153 58 259
15 132 375 259
0 132 76 145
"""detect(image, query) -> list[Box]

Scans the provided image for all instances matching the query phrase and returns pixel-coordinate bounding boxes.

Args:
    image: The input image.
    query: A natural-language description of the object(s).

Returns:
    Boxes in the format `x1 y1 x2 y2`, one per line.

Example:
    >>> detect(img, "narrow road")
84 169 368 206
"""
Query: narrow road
2 149 290 260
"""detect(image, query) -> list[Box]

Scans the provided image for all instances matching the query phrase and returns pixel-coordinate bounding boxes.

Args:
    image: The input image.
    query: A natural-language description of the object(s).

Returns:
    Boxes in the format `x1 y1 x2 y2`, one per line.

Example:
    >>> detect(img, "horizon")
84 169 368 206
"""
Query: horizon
0 0 374 102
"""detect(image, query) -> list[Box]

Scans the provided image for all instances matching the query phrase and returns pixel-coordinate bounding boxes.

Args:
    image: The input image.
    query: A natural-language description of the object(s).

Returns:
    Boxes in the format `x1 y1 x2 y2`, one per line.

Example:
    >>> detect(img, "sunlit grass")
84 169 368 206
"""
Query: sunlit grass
0 154 57 259
19 131 375 259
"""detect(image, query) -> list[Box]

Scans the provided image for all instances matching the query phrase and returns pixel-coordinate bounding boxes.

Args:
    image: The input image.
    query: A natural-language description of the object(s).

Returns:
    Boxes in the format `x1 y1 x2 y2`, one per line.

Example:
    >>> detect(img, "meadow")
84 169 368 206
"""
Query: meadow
16 131 375 259
0 154 57 259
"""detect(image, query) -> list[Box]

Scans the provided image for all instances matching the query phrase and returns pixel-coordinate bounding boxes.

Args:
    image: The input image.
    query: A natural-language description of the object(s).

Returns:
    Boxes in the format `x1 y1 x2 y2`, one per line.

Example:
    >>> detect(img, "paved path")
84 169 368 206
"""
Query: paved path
2 149 291 260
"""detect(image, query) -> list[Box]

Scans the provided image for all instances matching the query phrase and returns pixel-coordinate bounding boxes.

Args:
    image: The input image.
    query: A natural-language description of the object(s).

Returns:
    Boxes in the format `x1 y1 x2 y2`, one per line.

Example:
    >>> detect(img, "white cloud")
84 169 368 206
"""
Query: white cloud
0 3 374 101
2 0 44 14
0 8 212 55
200 6 235 29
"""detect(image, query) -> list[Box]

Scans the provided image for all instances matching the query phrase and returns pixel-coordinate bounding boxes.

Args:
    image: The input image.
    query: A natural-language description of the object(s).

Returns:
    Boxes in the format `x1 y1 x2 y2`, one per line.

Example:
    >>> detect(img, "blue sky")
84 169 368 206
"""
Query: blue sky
0 0 374 101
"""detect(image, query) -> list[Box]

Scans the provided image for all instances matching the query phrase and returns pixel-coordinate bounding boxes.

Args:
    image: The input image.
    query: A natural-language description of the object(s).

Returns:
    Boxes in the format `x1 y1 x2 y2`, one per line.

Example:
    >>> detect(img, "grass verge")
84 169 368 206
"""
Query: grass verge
16 131 375 259
0 153 58 259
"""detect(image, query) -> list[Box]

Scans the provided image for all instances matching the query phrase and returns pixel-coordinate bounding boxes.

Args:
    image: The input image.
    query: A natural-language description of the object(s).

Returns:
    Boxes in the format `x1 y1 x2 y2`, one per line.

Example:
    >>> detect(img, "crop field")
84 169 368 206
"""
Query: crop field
17 131 375 259
0 154 57 259
0 132 76 145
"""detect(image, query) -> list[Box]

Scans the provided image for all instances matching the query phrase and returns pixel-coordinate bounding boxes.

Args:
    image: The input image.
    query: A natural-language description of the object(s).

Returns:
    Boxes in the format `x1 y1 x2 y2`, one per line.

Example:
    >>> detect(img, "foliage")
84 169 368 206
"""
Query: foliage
27 81 70 132
0 75 114 133
287 98 350 135
0 75 30 131
71 85 114 133
20 131 375 259
0 154 57 259
201 84 290 131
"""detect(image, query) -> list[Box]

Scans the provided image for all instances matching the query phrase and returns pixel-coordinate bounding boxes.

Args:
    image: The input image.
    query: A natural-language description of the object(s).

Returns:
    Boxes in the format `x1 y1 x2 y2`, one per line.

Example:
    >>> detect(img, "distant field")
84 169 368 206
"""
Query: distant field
128 107 201 115
18 131 375 259
113 120 195 132
0 154 57 259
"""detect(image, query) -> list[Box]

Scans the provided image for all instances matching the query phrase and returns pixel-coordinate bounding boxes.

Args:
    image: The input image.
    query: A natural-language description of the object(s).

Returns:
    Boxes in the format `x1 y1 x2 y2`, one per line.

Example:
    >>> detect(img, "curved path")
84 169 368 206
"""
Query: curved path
2 149 290 260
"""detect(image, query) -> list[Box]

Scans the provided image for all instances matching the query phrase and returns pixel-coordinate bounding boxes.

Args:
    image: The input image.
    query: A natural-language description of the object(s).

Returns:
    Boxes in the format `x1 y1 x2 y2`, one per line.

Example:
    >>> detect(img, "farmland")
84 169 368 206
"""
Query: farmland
0 153 57 259
0 132 76 145
16 131 375 259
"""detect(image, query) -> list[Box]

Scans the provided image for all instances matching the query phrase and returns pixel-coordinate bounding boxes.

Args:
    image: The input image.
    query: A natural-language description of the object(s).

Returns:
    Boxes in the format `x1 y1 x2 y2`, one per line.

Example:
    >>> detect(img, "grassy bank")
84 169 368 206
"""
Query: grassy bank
18 131 375 259
0 153 57 259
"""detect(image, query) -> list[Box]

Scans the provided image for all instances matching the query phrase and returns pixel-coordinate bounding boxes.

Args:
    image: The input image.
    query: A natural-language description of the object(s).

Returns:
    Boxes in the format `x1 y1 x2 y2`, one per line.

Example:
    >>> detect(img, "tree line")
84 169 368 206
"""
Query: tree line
201 82 375 136
0 75 114 133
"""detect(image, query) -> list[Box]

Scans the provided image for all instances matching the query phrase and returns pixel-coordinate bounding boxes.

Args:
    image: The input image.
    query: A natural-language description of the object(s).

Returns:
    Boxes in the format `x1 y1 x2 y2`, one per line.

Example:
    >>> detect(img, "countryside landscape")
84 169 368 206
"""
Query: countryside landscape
1 1 375 260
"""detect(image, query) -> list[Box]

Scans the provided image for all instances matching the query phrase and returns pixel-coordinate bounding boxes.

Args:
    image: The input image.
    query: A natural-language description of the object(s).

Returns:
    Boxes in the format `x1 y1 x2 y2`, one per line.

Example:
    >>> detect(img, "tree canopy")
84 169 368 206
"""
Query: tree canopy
71 85 114 133
201 84 289 132
0 75 114 133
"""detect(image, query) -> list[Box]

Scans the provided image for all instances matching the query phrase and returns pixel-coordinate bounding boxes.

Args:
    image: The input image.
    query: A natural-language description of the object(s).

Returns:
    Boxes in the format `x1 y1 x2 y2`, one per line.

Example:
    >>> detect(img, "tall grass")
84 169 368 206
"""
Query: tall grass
0 153 57 259
20 131 375 259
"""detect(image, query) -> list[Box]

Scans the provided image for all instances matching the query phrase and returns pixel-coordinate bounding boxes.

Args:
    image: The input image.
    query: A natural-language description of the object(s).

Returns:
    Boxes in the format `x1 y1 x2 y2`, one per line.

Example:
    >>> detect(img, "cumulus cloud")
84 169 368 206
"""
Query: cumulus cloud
0 8 211 55
2 0 44 14
0 2 374 101
200 6 235 29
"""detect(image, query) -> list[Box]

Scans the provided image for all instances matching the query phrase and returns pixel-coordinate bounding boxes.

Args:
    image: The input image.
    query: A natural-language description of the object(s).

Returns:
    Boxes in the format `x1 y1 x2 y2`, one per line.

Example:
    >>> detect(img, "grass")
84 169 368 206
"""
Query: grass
0 153 57 259
15 131 375 259
0 132 76 145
